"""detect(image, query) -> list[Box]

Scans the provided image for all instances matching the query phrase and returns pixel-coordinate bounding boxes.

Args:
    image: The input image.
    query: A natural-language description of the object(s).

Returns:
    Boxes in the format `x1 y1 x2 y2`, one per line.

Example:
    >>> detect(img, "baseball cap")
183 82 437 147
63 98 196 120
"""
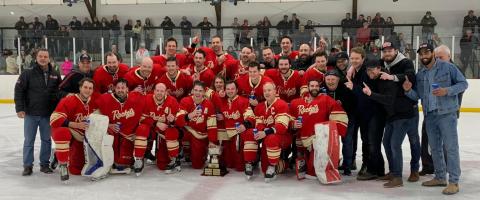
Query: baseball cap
325 70 340 77
79 53 91 62
335 52 349 60
416 43 434 53
381 41 396 50
365 59 382 69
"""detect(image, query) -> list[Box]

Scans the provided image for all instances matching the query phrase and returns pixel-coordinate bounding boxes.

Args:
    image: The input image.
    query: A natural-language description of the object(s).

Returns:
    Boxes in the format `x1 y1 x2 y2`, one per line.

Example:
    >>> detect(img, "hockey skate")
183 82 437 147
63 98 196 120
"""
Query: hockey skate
245 163 254 180
133 158 145 177
264 165 277 183
144 151 156 165
109 164 131 175
59 164 69 184
165 157 181 174
295 157 306 180
49 149 58 170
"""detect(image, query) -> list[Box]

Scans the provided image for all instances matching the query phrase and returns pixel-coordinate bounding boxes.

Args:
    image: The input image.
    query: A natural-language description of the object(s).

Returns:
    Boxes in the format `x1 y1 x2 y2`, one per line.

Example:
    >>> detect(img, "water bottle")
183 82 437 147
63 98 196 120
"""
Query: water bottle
249 93 256 100
196 104 203 111
431 83 439 90
116 122 122 131
235 122 241 128
253 128 258 135
297 116 303 123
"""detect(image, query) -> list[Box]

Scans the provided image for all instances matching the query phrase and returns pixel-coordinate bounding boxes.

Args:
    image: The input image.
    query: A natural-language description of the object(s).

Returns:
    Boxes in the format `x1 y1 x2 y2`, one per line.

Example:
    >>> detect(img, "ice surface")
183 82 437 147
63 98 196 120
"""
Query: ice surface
0 104 479 200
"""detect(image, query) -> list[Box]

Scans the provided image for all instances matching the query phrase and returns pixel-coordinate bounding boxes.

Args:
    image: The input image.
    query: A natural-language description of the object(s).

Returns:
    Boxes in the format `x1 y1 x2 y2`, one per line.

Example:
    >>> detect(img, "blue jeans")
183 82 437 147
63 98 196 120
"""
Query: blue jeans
383 114 421 177
425 112 461 184
341 114 355 169
23 115 52 167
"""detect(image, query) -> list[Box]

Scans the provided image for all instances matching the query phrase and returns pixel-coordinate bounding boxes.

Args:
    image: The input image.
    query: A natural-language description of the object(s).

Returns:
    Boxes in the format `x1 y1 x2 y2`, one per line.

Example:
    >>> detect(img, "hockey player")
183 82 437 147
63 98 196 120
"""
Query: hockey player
96 78 148 175
151 37 188 68
175 81 218 169
236 62 273 107
227 46 256 81
93 52 129 94
290 79 348 182
274 35 299 61
137 82 181 173
157 56 194 101
301 51 327 95
246 82 291 182
50 78 98 182
264 56 304 102
124 57 163 95
182 50 216 87
218 81 256 173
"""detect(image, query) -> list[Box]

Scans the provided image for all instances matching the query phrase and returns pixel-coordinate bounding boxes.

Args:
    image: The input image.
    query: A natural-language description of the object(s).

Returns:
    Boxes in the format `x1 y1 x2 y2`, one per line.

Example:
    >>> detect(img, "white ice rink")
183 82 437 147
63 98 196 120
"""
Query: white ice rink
0 104 479 200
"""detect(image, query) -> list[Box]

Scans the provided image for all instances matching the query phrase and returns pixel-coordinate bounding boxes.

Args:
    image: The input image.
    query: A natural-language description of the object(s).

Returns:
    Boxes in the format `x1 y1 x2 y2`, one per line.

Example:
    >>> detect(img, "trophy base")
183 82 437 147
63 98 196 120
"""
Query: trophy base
202 167 229 176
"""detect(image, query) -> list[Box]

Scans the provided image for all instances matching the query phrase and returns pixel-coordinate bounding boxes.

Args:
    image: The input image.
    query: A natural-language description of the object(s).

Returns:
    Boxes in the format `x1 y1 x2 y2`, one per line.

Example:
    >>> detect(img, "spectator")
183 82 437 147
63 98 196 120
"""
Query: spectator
69 16 82 51
293 25 311 50
132 20 143 51
463 10 477 34
197 17 214 46
459 29 479 77
277 15 290 37
144 18 154 50
161 16 175 40
135 43 150 62
15 16 28 48
420 11 437 44
232 17 241 49
32 17 44 48
290 13 300 34
45 14 59 55
5 50 18 75
57 25 70 58
14 48 61 176
384 17 395 39
58 53 93 97
341 13 356 38
431 33 443 48
305 20 314 33
100 17 110 50
309 29 321 49
356 22 371 46
370 12 385 40
0 51 6 74
91 17 102 53
367 16 372 25
82 17 93 52
180 16 193 47
124 19 133 54
262 16 272 46
60 57 73 76
110 15 121 46
240 19 251 48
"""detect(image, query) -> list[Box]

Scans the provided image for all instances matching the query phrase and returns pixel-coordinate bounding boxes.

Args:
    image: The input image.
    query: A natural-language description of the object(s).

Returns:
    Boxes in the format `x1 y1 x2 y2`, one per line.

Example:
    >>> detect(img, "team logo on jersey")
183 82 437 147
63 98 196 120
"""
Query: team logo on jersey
192 116 205 124
75 113 88 122
279 88 296 96
112 108 135 120
223 110 241 120
298 104 319 115
149 112 166 122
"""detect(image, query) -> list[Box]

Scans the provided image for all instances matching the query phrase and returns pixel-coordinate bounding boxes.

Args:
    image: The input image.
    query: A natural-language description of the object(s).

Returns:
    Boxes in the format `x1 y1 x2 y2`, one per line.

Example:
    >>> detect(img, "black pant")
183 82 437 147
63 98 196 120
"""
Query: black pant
352 115 368 168
421 121 434 172
361 114 385 176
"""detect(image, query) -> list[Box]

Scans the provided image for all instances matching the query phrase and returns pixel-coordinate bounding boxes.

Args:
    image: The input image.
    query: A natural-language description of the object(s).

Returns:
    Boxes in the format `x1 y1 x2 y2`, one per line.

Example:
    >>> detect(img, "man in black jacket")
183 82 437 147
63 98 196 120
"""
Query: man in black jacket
379 41 421 184
14 49 61 176
59 53 94 98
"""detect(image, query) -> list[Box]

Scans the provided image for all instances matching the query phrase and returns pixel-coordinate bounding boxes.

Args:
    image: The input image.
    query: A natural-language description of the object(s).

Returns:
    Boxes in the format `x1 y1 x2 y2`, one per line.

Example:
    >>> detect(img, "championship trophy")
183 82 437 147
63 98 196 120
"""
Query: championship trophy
202 146 228 176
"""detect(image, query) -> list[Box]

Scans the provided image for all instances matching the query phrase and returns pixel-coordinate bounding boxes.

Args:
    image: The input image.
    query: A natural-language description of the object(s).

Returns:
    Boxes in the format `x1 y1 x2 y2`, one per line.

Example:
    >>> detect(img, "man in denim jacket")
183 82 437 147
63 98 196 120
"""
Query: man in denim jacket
403 43 468 195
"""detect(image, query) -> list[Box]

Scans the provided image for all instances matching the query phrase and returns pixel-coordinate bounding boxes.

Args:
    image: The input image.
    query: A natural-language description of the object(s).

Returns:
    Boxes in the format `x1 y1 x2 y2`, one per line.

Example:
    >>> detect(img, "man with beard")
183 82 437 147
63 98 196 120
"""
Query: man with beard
183 50 216 87
264 56 303 102
210 35 239 76
236 62 274 107
323 70 356 175
260 47 277 70
377 41 421 185
157 56 193 101
227 46 256 81
245 82 290 182
151 37 188 69
96 78 147 174
217 81 256 174
292 43 313 75
93 52 129 94
333 52 349 83
50 78 98 182
137 82 181 173
290 79 348 181
300 51 327 95
274 35 299 61
175 81 218 169
124 57 162 95
403 43 467 195
344 47 384 179
59 54 94 98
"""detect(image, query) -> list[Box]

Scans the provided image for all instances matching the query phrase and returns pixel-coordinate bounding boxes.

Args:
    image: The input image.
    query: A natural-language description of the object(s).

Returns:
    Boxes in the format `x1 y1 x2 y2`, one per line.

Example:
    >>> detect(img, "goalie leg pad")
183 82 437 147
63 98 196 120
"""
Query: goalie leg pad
313 121 342 184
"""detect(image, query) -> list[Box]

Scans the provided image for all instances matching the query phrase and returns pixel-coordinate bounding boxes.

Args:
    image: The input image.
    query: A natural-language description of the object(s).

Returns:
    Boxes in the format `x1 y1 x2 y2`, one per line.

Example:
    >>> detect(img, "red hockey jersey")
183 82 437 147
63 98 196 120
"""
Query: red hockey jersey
123 65 163 94
218 95 255 138
157 71 193 101
93 64 129 94
274 51 299 61
254 98 290 135
140 94 179 129
264 69 304 102
175 96 217 143
151 54 188 69
50 94 98 142
236 75 273 103
289 95 348 147
301 67 325 95
96 92 145 139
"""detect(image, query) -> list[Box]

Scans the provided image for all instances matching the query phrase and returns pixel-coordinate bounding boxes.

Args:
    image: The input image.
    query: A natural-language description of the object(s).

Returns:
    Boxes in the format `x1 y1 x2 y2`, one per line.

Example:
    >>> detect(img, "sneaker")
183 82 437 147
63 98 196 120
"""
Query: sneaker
378 173 393 181
383 177 403 188
245 163 253 180
442 183 459 195
422 178 447 187
22 166 33 176
408 171 420 182
357 172 378 181
40 165 53 174
419 169 434 176
133 158 144 176
358 164 367 176
264 165 277 183
165 157 181 174
59 164 69 183
342 169 352 176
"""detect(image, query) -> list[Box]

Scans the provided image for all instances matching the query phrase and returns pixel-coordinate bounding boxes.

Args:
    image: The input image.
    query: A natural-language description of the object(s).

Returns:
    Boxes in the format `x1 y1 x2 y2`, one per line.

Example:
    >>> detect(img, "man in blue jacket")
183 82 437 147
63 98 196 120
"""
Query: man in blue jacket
403 43 468 195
